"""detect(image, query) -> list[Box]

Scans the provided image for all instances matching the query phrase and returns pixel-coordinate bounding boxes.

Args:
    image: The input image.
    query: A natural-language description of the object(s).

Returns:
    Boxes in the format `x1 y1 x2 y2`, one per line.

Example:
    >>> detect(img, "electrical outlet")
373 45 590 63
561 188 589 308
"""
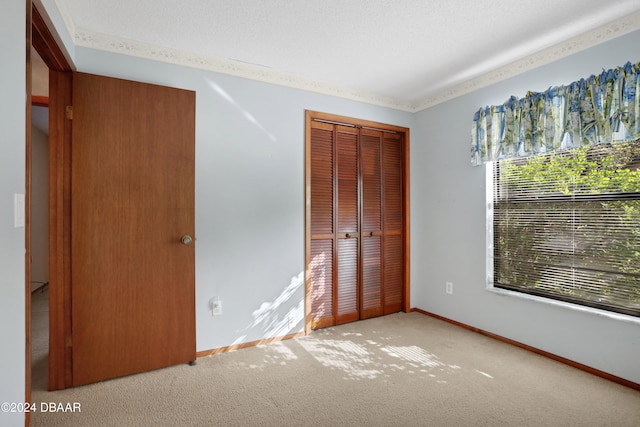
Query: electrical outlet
211 297 222 316
446 282 453 295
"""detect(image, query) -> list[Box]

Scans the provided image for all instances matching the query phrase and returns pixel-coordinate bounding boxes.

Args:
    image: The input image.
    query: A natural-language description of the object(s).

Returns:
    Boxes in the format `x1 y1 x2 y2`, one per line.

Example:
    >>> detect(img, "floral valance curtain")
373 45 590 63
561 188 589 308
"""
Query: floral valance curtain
471 61 640 166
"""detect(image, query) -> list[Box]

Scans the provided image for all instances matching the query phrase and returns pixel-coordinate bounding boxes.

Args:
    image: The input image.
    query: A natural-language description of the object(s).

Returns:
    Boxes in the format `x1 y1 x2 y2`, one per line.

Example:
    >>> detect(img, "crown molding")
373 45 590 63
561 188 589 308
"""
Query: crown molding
72 29 416 112
69 10 640 113
411 10 640 112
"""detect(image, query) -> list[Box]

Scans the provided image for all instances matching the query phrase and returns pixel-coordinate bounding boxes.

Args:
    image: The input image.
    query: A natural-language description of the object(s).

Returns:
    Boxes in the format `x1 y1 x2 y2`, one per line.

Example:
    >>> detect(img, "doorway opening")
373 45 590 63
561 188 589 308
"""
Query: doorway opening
29 1 74 396
30 44 50 393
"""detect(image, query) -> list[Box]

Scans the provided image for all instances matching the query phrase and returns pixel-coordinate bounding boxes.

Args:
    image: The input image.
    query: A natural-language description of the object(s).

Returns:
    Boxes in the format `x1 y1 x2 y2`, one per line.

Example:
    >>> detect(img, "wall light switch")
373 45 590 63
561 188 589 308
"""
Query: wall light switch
14 193 25 228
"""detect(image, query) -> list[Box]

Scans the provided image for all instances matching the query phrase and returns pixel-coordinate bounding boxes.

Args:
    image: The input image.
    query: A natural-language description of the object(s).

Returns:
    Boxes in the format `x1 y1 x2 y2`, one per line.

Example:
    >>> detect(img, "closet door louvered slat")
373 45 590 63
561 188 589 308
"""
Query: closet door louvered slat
310 239 334 327
383 133 404 313
337 239 359 323
361 130 383 319
335 126 359 323
310 122 335 328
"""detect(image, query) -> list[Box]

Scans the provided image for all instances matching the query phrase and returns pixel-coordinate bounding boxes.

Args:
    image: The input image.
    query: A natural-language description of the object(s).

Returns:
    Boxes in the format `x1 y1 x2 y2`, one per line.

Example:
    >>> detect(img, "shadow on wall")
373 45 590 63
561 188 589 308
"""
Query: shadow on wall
231 270 305 346
229 247 333 347
204 77 277 142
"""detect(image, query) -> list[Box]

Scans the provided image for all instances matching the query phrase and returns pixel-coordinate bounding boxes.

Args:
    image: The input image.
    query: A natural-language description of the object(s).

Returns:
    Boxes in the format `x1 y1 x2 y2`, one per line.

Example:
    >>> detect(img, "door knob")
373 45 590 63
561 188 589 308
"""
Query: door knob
181 235 193 246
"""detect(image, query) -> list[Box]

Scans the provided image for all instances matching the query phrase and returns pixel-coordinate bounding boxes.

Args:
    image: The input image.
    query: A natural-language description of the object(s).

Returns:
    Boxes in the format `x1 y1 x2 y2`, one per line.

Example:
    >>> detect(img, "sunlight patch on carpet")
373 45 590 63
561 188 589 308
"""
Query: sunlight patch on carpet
298 335 466 382
380 345 443 368
297 338 383 379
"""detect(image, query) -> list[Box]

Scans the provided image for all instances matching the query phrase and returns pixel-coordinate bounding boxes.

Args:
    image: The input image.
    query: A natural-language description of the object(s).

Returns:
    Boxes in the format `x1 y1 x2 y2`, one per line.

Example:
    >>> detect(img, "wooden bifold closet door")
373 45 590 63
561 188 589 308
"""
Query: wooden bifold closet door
307 112 407 329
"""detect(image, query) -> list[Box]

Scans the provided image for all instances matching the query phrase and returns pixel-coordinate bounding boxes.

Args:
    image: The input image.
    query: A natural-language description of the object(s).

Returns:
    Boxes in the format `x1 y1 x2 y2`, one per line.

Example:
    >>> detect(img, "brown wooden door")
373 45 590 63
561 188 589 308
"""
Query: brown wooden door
70 72 196 386
308 113 406 329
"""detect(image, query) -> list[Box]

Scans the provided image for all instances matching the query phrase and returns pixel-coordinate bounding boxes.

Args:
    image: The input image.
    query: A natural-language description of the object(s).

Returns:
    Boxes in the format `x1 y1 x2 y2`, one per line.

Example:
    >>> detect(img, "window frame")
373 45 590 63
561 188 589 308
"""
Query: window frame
485 143 640 318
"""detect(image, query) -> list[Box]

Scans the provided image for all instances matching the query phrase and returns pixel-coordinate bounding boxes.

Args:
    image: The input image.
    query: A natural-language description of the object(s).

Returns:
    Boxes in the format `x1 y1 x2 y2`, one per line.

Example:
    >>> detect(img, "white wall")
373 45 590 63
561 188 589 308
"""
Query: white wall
0 1 26 426
412 29 640 383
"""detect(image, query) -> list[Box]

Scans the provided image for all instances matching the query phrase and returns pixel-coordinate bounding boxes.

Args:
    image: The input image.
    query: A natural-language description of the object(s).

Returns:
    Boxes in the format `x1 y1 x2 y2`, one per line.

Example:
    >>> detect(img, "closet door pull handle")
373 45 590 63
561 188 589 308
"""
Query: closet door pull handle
345 233 351 239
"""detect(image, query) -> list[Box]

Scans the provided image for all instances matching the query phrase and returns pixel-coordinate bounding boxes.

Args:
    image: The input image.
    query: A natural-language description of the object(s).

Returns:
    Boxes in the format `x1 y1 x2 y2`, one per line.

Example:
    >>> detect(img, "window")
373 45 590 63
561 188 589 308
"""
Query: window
490 140 640 317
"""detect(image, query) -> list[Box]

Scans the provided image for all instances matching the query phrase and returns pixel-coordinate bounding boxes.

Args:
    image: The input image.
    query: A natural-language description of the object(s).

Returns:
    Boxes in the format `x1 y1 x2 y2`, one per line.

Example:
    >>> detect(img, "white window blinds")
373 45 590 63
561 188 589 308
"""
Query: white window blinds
492 140 640 317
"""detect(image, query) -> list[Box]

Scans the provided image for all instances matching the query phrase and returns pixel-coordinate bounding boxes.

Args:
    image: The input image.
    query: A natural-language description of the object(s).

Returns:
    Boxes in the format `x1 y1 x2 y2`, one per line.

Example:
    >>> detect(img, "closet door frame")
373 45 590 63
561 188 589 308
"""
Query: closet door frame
304 110 410 333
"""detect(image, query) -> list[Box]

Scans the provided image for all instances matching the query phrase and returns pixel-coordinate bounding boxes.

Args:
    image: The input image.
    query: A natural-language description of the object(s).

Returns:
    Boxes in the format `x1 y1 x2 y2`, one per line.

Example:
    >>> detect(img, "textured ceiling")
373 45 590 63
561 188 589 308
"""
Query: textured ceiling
50 0 640 111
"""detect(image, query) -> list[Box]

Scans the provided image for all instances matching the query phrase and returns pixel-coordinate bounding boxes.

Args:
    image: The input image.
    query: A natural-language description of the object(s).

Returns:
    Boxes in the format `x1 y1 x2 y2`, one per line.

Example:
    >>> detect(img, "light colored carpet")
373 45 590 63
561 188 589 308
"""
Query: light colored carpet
30 290 640 426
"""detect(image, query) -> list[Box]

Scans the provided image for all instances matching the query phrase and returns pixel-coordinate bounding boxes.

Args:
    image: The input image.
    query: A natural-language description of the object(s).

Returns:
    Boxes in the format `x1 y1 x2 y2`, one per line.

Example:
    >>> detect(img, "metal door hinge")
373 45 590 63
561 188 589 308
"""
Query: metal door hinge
65 106 73 120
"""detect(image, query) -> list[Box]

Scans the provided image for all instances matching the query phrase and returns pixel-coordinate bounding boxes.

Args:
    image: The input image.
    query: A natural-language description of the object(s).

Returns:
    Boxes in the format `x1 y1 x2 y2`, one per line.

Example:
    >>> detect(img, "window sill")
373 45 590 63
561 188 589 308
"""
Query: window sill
486 286 640 325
